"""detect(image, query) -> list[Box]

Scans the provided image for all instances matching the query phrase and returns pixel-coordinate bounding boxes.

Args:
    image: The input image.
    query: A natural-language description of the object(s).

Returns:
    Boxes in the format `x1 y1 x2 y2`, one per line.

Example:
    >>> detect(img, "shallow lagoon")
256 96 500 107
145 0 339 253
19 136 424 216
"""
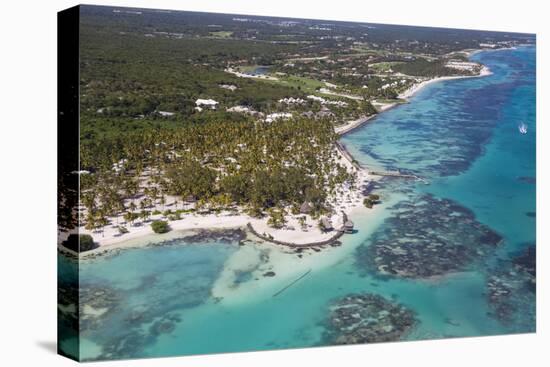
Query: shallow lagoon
60 46 536 360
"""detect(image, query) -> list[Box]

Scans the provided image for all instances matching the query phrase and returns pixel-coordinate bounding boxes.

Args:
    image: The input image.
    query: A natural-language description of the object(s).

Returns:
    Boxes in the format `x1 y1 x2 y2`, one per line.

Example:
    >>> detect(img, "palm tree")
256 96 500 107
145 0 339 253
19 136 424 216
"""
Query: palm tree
159 195 166 211
85 212 96 232
140 210 150 223
123 211 134 226
298 216 307 230
96 210 108 237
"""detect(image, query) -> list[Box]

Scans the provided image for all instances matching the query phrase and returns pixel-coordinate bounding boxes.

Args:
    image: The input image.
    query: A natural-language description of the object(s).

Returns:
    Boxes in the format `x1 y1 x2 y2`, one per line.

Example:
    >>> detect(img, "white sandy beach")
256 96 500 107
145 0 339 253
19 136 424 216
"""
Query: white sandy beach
398 66 493 99
335 115 376 135
73 139 373 253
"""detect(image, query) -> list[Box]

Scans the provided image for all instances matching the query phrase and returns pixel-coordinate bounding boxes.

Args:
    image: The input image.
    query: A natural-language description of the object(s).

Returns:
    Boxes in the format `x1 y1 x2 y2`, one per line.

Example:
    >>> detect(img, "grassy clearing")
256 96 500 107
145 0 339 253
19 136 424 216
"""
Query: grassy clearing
279 75 326 92
349 47 385 57
209 31 233 38
369 61 404 72
256 74 328 94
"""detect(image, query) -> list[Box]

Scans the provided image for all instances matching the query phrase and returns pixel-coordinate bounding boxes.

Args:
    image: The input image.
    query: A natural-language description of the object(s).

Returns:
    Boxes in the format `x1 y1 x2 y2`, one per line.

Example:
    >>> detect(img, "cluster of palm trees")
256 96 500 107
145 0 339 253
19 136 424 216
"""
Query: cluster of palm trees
79 117 357 236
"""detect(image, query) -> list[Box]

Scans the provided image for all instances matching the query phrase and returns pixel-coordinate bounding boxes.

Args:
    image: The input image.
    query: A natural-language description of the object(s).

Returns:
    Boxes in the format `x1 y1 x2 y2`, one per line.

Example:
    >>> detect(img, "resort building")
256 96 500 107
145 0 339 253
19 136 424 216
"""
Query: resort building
157 110 175 117
320 217 334 232
195 98 219 109
344 220 354 233
265 112 292 123
300 202 313 214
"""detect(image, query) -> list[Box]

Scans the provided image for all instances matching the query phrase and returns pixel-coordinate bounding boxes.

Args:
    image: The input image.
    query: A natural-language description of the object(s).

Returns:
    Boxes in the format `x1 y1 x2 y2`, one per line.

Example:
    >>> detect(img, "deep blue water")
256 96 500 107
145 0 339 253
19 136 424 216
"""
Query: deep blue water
343 45 536 332
343 46 536 255
58 46 536 361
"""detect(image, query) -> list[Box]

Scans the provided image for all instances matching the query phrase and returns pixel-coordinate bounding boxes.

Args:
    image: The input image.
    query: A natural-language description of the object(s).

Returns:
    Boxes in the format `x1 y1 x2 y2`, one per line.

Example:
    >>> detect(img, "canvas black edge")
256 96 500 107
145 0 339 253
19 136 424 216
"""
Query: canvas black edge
57 5 81 362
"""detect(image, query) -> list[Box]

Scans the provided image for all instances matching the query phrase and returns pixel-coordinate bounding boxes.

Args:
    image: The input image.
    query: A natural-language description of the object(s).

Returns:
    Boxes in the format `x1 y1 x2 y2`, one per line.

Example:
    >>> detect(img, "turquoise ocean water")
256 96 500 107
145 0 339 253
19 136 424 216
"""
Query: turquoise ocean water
59 46 536 360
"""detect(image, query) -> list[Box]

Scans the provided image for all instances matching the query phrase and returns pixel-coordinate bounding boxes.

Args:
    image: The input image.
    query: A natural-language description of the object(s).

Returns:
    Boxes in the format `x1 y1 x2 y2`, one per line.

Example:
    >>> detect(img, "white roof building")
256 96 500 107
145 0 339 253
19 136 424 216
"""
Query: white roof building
265 112 292 123
219 84 237 91
446 60 479 71
307 95 326 103
279 97 306 104
227 105 251 113
195 99 219 109
157 111 175 117
306 95 347 107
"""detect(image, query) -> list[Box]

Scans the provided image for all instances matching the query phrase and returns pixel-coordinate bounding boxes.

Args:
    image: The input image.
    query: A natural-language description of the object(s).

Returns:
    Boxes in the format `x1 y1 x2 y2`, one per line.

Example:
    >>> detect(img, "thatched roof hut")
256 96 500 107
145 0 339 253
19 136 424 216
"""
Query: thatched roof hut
344 220 354 233
321 217 334 232
300 202 313 214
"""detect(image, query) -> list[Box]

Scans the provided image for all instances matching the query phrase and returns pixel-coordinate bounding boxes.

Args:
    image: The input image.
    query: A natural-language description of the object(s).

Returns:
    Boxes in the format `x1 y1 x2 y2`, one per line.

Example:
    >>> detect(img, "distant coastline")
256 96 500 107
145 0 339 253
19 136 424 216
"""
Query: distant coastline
334 56 493 138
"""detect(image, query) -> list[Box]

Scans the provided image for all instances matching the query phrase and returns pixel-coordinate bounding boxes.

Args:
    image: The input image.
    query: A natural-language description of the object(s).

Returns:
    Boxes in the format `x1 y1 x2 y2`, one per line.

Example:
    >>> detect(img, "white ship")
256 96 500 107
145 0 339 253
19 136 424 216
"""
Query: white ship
518 122 528 134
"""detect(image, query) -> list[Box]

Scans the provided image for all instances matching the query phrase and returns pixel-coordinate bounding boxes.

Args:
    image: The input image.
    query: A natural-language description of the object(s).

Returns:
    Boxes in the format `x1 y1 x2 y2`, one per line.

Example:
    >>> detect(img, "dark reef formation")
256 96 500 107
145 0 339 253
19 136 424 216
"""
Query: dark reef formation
486 245 536 330
356 194 502 279
79 284 121 331
58 282 79 332
322 293 417 345
149 228 247 247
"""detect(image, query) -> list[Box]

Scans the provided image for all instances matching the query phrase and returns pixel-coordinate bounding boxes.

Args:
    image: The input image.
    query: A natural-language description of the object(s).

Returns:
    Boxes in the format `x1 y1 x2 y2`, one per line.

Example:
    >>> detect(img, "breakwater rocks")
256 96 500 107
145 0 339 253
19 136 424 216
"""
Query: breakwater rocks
247 223 345 248
181 228 247 244
323 293 417 345
80 229 247 261
487 245 535 330
149 228 247 247
356 194 502 279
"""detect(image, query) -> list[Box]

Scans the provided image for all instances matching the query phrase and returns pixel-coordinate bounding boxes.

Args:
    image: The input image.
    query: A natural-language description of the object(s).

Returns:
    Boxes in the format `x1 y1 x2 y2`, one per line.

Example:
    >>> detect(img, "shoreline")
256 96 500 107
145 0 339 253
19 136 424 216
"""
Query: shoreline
69 128 373 253
68 148 371 253
67 49 494 256
334 64 492 137
335 101 402 136
70 202 381 260
398 65 492 100
68 224 249 259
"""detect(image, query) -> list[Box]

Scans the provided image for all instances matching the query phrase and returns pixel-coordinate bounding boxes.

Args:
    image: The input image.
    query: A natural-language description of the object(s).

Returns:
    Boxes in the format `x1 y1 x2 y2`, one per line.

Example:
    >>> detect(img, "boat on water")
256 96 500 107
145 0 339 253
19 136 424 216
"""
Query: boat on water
518 122 528 134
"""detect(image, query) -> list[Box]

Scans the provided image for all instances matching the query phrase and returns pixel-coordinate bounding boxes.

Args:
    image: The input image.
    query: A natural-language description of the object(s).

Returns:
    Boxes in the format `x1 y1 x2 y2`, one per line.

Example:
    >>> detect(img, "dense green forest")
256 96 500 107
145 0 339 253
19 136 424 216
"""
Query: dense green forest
81 6 533 55
80 29 301 123
392 58 461 77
